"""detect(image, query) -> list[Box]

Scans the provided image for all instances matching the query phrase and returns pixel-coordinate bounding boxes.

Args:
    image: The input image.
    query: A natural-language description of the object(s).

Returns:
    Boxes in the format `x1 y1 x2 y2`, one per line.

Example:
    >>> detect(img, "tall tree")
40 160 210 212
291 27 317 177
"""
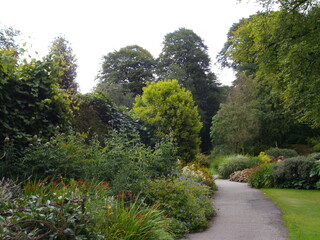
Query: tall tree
240 0 320 12
211 73 260 153
97 45 155 107
157 28 221 151
219 9 320 127
131 80 202 162
48 36 78 94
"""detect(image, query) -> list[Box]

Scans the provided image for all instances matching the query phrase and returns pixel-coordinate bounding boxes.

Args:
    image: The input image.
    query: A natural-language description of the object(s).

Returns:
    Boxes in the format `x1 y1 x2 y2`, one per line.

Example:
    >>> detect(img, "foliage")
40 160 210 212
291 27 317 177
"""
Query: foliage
230 168 255 183
0 47 72 177
145 177 214 234
257 152 272 163
181 162 216 190
217 155 260 179
99 197 174 240
0 27 21 56
97 45 155 101
248 163 275 188
0 178 108 239
242 0 320 12
147 136 179 178
47 36 78 94
209 155 231 175
157 28 221 151
210 73 260 153
265 147 298 159
131 79 202 162
220 9 320 127
310 159 320 189
195 153 210 168
73 92 137 143
273 156 318 189
18 131 99 180
262 188 320 240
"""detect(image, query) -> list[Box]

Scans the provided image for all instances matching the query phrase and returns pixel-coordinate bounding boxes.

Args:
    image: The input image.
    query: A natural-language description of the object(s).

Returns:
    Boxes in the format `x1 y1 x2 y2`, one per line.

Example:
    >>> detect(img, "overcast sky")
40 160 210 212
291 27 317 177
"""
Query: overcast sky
0 0 261 93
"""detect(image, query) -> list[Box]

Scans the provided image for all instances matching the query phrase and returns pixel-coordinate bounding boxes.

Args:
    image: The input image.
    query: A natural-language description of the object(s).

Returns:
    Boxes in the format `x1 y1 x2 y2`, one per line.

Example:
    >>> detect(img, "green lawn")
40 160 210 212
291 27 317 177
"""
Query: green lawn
262 189 320 240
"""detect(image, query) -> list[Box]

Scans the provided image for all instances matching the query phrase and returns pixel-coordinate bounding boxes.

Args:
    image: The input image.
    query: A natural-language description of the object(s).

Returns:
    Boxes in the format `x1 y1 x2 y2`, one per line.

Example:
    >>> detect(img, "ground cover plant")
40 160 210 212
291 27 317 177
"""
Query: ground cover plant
262 189 320 240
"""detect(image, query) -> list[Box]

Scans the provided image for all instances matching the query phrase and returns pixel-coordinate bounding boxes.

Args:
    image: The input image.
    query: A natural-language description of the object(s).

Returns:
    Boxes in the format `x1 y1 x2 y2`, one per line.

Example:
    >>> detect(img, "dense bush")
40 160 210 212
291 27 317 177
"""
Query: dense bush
229 168 255 183
265 147 298 159
273 156 318 189
145 177 214 234
181 162 216 190
248 164 275 188
310 159 320 189
218 155 260 179
0 178 108 239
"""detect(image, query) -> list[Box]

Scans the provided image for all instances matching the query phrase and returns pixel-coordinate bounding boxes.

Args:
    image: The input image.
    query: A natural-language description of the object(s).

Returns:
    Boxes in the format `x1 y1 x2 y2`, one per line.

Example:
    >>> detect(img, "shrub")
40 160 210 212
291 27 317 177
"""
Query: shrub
218 155 259 179
265 147 298 159
248 163 275 188
195 154 210 168
181 163 217 190
145 177 214 234
257 152 272 163
209 155 230 175
229 168 255 183
273 156 318 189
19 132 98 180
310 159 320 189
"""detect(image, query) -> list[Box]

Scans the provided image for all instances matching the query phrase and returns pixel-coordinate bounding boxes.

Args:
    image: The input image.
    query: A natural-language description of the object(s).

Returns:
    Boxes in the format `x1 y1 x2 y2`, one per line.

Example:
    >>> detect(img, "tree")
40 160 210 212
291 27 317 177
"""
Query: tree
48 36 78 94
239 0 319 12
219 9 320 127
0 27 21 56
97 45 155 106
211 73 260 153
131 80 202 162
157 28 221 151
73 92 137 143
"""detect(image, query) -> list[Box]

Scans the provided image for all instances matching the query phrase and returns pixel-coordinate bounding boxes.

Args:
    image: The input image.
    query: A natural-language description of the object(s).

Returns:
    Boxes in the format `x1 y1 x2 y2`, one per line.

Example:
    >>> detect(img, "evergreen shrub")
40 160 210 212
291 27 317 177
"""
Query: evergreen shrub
265 147 298 159
273 156 318 189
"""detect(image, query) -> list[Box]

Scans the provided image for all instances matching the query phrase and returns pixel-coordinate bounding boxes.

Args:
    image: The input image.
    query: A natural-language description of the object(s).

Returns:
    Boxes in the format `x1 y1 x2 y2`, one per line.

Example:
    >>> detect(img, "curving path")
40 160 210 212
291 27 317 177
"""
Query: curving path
183 179 288 240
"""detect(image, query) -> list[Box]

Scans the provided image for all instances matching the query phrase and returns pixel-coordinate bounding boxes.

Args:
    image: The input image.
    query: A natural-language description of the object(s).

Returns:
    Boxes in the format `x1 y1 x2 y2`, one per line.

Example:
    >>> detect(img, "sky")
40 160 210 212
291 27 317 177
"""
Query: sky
0 0 261 93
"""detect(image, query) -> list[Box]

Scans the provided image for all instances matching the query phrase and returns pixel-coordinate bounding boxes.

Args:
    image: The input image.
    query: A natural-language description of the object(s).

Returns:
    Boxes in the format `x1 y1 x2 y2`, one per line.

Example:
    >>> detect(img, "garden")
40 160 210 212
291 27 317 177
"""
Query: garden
2 0 320 237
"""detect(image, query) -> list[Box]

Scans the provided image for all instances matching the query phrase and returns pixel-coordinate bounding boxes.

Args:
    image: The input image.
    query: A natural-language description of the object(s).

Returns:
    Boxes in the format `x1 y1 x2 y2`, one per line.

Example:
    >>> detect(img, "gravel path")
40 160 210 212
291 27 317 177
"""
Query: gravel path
182 179 288 240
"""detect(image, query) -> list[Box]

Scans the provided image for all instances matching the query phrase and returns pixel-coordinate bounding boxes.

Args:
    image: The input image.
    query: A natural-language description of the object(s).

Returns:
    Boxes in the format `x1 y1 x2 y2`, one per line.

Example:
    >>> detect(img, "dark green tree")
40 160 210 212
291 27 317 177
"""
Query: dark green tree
97 45 155 107
131 80 202 162
157 28 221 151
73 92 137 143
47 36 78 94
211 73 260 153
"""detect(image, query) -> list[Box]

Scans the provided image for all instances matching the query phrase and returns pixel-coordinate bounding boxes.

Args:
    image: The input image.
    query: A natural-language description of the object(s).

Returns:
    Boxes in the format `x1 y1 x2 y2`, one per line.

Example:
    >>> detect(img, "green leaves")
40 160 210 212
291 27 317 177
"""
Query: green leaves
132 80 202 162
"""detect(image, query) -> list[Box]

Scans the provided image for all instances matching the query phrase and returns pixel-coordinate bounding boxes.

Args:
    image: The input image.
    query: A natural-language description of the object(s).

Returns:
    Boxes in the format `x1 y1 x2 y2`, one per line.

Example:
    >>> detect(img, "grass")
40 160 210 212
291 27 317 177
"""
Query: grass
262 188 320 240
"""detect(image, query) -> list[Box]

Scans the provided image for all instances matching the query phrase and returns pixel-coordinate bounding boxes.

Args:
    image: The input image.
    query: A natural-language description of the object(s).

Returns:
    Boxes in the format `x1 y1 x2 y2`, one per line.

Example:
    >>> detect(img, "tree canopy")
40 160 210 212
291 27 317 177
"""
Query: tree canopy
131 80 202 162
157 28 221 151
218 9 320 127
47 36 79 94
97 45 155 104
